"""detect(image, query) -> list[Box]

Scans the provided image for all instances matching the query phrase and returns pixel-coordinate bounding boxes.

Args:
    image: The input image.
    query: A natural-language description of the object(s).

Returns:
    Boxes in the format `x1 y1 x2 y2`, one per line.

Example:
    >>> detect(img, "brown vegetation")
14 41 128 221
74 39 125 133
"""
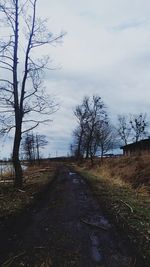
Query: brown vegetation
74 156 150 266
102 155 150 189
0 162 57 219
80 155 150 189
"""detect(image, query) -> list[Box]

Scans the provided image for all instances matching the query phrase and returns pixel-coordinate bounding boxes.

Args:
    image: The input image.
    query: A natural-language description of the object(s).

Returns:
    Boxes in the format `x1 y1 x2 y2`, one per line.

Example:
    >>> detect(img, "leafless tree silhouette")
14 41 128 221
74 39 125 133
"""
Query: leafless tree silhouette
0 0 65 187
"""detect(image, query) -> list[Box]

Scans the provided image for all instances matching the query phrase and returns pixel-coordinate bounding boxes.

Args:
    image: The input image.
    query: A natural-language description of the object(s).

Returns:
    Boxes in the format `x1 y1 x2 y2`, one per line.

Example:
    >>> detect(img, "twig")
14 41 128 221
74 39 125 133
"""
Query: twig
120 200 134 213
80 218 108 230
2 251 26 266
18 189 26 193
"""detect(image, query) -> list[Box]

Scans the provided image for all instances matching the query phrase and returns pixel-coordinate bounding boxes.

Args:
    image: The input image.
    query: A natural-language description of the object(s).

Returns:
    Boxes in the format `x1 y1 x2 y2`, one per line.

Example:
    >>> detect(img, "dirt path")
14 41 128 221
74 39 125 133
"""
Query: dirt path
0 166 145 267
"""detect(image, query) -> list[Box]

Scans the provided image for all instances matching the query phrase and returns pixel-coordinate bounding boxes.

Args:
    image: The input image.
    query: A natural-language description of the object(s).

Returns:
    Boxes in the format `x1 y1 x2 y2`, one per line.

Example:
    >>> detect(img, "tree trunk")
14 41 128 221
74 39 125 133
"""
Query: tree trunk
85 130 93 159
90 154 94 166
12 125 23 188
36 135 40 164
77 134 83 160
85 142 90 159
99 148 104 166
12 0 23 188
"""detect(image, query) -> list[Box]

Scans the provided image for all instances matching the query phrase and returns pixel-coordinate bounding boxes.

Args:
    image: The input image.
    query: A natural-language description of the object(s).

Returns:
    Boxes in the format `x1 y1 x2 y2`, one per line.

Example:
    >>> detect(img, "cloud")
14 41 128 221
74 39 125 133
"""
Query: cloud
1 0 150 158
112 18 149 31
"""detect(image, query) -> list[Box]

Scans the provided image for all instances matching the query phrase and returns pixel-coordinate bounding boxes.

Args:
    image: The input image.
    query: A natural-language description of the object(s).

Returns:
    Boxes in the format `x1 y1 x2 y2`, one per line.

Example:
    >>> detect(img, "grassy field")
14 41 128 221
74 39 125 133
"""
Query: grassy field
0 162 57 219
74 157 150 266
92 155 150 189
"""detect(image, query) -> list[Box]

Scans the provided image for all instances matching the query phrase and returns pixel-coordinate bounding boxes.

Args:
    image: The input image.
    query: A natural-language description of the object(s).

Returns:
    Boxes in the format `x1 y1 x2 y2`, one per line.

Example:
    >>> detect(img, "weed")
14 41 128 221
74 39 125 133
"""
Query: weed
75 164 150 266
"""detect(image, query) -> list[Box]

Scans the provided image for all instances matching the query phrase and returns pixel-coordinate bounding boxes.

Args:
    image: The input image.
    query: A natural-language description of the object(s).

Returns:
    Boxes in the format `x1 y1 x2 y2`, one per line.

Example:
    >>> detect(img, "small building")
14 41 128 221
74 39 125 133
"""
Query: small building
121 138 150 156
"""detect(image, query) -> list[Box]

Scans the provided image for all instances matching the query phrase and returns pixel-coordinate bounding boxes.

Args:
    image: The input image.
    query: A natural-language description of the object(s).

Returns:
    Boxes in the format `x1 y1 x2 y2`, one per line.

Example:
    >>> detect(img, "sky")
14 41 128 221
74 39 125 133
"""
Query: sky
1 0 150 158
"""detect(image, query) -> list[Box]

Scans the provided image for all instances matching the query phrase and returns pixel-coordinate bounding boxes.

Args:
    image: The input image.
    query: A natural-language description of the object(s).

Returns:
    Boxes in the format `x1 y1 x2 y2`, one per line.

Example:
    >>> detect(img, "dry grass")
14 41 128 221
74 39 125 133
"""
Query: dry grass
113 156 150 188
74 160 150 266
83 155 150 190
0 162 57 219
2 251 53 267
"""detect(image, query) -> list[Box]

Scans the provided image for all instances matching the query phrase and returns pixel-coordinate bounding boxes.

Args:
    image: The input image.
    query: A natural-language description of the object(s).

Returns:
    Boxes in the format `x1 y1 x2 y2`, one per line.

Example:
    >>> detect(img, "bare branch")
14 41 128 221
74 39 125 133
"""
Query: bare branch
0 86 13 93
0 55 14 61
22 125 39 134
0 66 13 72
20 0 37 111
0 110 14 113
0 79 13 85
0 2 15 32
0 0 64 187
23 119 50 124
22 119 51 134
23 88 37 100
0 125 15 134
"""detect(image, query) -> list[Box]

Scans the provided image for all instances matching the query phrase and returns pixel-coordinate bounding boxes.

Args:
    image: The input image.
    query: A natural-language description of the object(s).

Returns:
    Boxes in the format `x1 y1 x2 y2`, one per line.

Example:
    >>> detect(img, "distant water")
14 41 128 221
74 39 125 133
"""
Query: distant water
0 163 27 175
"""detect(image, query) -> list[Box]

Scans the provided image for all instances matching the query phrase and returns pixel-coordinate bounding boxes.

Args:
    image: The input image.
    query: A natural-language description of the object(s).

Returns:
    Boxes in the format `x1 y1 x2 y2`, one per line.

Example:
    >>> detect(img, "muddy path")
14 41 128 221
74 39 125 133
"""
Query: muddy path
0 166 145 267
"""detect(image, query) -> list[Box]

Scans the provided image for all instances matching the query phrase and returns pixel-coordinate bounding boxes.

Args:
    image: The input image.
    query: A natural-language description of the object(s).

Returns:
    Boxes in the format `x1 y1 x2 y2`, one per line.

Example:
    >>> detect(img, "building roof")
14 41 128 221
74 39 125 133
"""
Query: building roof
120 138 150 149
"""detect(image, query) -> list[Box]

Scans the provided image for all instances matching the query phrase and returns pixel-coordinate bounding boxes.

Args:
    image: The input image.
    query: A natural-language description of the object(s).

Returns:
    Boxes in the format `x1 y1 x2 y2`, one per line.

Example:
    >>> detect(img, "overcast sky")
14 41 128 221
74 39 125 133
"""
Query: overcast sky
1 0 150 158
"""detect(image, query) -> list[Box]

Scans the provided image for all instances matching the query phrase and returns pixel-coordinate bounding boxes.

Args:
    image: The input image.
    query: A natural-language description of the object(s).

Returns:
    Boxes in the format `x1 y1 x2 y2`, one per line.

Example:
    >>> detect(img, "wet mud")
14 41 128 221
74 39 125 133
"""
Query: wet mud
0 166 145 266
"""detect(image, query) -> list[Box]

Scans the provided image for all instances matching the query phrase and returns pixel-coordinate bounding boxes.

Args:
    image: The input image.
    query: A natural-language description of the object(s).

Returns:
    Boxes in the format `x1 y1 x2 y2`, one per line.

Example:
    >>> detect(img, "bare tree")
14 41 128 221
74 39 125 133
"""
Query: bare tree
71 128 84 159
130 113 148 142
22 132 48 164
97 122 115 159
73 95 107 163
73 97 91 159
83 96 106 161
117 115 131 145
0 0 64 187
35 133 48 163
117 113 149 145
21 132 35 164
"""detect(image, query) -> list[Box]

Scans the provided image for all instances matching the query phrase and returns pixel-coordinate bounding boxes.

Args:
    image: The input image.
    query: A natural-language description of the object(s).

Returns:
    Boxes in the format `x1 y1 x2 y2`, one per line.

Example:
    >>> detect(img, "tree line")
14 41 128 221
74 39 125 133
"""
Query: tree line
21 132 48 164
71 95 149 162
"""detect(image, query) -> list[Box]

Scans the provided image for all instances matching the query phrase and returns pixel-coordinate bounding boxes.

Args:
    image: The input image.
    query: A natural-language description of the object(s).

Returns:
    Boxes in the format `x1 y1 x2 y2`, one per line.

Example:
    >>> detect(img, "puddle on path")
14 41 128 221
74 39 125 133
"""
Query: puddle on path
69 172 80 184
80 179 86 184
90 232 103 263
69 171 86 185
72 178 80 184
69 172 76 176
